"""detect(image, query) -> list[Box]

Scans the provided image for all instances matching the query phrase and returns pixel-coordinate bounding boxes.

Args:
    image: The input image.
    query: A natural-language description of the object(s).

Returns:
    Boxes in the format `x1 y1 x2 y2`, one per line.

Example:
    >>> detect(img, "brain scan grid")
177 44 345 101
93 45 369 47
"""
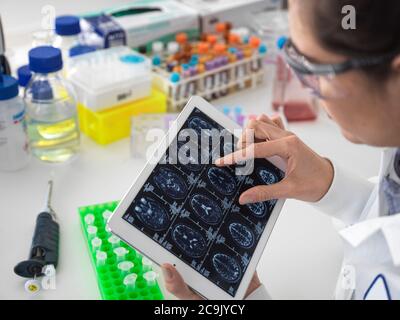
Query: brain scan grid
123 108 284 296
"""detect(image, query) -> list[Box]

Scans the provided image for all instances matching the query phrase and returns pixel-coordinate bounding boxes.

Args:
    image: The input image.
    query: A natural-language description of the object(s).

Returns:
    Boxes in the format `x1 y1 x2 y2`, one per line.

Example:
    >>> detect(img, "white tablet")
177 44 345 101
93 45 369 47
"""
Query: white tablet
108 96 286 300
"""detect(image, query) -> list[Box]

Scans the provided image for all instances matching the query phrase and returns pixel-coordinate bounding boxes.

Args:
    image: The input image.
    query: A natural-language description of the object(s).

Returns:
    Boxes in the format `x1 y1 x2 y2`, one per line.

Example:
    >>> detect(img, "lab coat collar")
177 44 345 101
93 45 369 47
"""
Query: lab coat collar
339 213 400 267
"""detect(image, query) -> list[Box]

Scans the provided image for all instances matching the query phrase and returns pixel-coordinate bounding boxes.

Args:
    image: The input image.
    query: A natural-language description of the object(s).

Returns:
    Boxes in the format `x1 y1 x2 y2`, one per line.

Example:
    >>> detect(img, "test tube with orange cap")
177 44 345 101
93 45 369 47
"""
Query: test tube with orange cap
176 32 188 45
249 36 262 49
207 35 218 47
213 43 227 56
229 33 241 46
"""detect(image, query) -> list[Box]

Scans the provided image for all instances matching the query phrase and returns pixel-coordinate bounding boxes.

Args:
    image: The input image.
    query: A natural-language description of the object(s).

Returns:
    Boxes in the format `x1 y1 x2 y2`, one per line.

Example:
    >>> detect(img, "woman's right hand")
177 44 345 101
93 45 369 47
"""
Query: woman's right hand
215 115 334 205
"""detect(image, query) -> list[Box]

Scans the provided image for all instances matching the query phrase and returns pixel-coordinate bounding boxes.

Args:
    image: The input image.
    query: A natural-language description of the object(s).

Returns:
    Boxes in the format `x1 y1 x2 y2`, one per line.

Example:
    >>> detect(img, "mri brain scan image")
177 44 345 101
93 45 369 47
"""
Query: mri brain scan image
207 167 237 195
246 202 267 218
190 194 224 225
228 223 254 249
257 167 279 185
124 108 284 297
134 197 170 231
172 224 207 258
153 168 188 199
212 253 242 283
188 116 214 137
177 141 204 171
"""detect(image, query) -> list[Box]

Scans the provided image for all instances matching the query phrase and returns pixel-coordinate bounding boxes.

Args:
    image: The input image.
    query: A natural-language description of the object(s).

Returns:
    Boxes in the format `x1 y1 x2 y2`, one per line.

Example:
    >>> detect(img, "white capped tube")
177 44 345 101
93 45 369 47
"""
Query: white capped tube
118 261 134 276
108 235 120 248
123 273 138 291
91 237 102 251
113 247 128 262
96 251 107 267
102 210 113 224
143 270 158 287
142 256 153 272
105 225 112 234
84 214 95 225
87 225 98 240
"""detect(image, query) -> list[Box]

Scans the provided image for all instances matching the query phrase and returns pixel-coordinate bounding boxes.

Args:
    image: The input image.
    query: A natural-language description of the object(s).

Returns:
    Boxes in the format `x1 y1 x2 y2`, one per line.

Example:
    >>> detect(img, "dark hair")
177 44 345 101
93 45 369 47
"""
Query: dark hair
305 0 400 79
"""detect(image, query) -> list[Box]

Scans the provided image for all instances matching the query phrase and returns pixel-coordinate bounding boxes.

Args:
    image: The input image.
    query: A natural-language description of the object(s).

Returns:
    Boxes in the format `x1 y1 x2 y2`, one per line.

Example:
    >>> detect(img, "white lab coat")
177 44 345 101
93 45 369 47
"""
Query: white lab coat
247 148 400 300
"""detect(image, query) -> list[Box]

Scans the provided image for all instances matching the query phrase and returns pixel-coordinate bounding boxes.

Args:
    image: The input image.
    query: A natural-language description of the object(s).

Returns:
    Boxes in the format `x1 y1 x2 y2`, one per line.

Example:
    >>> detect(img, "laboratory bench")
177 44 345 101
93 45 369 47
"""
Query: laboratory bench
0 69 382 300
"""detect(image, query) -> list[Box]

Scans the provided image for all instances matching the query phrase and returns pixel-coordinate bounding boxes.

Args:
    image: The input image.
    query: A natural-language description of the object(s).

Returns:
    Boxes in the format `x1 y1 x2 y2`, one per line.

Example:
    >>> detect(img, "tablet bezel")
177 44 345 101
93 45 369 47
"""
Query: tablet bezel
108 96 286 300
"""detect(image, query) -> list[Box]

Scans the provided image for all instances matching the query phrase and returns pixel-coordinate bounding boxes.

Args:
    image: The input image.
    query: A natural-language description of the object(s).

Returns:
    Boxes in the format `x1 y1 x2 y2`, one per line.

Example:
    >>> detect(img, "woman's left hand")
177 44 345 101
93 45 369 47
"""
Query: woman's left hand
161 264 262 300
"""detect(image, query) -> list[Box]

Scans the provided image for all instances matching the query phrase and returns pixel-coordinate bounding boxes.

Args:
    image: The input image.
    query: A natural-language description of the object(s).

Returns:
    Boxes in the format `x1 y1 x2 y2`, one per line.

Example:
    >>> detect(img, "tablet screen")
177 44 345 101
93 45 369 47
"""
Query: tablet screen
122 107 284 297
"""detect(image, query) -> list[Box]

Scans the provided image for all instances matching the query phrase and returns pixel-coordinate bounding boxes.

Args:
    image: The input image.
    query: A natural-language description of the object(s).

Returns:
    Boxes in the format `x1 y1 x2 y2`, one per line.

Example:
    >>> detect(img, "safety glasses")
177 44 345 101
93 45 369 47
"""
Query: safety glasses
282 38 397 99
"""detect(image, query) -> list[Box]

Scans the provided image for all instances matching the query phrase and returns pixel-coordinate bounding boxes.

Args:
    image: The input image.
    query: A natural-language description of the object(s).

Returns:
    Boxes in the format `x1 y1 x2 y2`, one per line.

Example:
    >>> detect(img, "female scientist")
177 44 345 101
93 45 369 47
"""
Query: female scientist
161 0 400 300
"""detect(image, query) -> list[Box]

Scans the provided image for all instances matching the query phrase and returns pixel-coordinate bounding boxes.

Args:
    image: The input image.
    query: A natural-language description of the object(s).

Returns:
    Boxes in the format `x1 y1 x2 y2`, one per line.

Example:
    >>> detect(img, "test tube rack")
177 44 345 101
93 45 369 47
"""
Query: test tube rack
152 52 267 112
78 201 164 300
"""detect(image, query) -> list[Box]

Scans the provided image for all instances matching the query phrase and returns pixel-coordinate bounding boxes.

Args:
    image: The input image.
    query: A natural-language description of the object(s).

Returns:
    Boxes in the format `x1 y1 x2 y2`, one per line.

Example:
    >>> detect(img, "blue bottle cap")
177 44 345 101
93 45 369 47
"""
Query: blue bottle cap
55 15 81 36
152 55 162 66
69 45 96 57
234 106 242 114
228 47 238 54
29 46 63 73
17 65 32 87
170 72 180 83
0 73 19 101
259 44 268 54
223 106 231 116
277 36 288 50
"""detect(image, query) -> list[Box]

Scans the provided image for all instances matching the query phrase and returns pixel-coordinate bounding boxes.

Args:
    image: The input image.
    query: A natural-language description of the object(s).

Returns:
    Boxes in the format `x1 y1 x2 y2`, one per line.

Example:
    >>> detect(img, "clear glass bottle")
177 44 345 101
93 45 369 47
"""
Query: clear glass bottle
0 73 30 171
24 46 80 163
53 15 81 60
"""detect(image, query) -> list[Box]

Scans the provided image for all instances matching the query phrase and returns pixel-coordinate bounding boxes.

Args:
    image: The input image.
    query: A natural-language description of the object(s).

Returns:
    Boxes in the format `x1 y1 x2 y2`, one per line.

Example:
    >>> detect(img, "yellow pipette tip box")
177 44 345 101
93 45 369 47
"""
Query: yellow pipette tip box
78 89 167 145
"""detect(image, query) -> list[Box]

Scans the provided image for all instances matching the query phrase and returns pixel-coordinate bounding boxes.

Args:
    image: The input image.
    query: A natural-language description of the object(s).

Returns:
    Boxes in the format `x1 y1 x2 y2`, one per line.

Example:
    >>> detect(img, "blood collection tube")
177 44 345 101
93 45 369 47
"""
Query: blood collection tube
205 60 215 100
113 247 128 262
96 251 107 267
170 72 181 107
123 273 138 291
118 261 134 277
91 237 102 251
84 214 95 226
143 271 158 287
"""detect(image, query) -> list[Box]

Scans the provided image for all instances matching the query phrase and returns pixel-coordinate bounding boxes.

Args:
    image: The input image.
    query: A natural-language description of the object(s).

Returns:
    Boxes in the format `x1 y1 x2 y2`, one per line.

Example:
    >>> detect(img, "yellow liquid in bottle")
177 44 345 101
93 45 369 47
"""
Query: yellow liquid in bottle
28 116 80 163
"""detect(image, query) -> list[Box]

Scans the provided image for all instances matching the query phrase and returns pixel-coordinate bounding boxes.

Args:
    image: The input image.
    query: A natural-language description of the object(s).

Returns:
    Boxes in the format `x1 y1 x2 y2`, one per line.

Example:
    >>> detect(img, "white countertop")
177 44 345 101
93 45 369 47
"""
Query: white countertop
0 66 382 300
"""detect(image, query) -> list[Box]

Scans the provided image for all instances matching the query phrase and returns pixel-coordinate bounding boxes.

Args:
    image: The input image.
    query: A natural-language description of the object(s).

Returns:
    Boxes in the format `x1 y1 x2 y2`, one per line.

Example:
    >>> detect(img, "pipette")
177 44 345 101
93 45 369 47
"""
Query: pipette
14 181 60 282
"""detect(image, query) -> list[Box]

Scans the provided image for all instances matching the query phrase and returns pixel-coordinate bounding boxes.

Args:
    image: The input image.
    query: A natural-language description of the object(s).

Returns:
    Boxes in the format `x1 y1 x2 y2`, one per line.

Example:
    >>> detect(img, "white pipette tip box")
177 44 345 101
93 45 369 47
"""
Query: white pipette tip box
68 46 152 111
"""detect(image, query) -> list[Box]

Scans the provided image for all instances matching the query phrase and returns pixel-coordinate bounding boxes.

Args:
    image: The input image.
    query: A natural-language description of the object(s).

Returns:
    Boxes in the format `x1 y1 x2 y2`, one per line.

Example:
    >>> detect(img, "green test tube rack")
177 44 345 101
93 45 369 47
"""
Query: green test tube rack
78 201 164 300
